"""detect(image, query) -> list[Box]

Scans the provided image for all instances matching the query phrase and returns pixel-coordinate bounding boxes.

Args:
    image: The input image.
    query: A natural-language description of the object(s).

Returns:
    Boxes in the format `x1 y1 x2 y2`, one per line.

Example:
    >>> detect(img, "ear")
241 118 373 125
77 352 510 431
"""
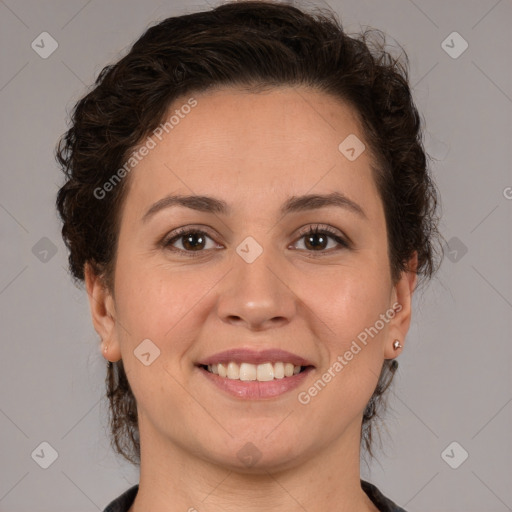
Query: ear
384 251 418 359
84 262 122 362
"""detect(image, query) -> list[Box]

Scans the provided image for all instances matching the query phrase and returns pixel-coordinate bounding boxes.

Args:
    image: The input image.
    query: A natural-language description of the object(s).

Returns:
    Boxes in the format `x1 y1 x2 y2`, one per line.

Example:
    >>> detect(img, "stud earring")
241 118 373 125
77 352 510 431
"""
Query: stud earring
393 339 403 350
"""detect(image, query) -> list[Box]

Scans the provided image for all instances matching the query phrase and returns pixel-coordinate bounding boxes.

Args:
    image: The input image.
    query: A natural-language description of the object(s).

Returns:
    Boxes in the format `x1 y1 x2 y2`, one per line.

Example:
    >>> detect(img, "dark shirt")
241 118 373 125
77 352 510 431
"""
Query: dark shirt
103 480 407 512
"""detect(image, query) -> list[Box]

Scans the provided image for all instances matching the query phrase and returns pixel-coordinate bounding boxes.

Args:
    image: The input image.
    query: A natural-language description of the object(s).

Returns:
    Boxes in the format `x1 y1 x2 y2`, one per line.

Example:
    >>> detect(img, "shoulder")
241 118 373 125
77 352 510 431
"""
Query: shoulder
361 479 408 512
102 484 139 512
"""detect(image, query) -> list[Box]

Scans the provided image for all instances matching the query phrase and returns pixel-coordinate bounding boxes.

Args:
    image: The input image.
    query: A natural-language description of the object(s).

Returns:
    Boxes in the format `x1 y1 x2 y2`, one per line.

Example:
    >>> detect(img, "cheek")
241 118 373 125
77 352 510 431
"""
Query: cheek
114 253 185 328
111 263 204 418
306 264 391 343
113 257 221 360
299 276 390 416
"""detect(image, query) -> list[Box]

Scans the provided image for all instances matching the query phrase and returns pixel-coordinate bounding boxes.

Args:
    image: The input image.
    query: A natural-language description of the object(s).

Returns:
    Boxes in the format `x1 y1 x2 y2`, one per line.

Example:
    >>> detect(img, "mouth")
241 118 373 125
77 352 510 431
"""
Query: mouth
197 361 313 381
195 348 316 399
195 361 315 400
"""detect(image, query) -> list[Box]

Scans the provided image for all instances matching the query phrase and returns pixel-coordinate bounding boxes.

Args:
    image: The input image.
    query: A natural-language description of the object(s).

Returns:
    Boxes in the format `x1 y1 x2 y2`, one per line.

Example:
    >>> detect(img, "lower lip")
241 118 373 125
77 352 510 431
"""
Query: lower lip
197 366 314 399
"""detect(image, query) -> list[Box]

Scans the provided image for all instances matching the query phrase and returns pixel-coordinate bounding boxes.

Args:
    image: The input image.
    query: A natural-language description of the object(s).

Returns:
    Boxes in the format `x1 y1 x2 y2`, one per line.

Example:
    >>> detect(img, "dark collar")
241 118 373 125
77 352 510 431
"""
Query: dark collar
361 479 408 512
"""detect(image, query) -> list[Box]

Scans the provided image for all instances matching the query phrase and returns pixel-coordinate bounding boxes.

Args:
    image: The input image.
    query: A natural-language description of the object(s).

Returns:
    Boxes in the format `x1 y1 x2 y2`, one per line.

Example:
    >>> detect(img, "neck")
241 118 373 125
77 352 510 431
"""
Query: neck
129 415 379 512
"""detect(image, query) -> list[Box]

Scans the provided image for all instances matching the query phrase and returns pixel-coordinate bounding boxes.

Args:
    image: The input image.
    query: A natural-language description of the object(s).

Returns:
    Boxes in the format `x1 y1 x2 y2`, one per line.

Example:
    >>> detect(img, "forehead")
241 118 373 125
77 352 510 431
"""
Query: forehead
122 86 383 221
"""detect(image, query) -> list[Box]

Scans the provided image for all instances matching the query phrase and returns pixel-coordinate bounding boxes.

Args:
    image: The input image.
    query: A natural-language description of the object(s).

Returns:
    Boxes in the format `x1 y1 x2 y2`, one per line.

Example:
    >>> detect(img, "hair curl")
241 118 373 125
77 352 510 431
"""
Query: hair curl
55 0 444 466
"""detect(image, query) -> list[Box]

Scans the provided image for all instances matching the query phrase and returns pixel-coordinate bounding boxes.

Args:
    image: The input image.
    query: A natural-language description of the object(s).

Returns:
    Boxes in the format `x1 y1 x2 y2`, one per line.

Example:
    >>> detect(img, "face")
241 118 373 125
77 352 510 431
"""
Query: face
87 86 415 472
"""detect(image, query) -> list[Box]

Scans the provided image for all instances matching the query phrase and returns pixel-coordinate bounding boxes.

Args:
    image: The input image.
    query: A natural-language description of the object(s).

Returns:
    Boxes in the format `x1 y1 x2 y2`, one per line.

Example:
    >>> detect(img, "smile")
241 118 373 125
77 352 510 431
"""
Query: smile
197 363 314 399
203 361 306 381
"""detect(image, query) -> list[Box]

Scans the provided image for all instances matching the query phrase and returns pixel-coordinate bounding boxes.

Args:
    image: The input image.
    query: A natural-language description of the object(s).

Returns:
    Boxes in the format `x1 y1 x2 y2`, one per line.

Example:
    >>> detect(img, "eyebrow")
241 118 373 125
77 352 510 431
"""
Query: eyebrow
141 191 367 223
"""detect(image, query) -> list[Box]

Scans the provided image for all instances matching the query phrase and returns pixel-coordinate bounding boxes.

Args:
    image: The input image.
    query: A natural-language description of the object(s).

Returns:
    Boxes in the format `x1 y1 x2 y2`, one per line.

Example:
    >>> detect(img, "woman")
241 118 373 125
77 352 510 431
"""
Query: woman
55 1 443 511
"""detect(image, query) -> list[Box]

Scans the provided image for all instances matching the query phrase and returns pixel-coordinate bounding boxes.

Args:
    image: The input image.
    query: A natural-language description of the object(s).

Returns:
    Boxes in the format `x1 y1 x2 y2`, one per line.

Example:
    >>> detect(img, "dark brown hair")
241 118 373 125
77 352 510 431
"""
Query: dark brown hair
55 0 444 466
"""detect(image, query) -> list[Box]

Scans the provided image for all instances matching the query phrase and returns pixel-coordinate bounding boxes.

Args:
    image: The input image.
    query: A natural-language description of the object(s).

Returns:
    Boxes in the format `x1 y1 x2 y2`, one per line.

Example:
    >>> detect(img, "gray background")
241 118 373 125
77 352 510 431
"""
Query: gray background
1 0 511 510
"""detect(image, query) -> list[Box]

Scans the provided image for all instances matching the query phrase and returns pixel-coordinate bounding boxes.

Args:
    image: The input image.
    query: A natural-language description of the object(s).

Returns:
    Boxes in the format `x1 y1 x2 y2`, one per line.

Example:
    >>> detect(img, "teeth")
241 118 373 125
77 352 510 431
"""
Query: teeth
257 362 274 382
205 361 304 381
274 362 285 379
218 363 227 378
240 362 257 381
227 362 239 380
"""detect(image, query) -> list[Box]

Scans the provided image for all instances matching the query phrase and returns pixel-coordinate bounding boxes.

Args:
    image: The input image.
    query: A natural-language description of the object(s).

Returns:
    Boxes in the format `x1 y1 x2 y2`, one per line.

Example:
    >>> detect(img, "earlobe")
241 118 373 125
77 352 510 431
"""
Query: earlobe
84 262 122 362
384 251 418 359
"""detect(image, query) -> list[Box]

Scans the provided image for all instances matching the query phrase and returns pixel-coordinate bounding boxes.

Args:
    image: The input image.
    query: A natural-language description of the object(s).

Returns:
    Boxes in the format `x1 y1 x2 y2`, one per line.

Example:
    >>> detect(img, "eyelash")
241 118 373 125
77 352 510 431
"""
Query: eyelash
161 224 350 258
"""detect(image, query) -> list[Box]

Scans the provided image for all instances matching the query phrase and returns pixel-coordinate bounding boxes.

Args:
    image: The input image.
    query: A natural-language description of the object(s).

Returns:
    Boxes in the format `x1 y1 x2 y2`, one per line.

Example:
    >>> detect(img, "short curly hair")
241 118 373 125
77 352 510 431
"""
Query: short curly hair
55 0 444 466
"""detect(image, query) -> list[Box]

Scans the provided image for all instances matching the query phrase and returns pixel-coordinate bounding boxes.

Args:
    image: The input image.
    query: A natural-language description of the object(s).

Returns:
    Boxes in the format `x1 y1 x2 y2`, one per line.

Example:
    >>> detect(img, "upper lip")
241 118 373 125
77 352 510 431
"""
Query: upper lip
196 348 315 367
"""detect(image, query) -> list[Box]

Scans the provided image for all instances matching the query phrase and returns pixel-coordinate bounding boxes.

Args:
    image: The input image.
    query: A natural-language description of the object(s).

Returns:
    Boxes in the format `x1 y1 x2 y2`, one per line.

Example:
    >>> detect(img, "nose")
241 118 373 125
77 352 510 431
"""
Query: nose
215 243 297 331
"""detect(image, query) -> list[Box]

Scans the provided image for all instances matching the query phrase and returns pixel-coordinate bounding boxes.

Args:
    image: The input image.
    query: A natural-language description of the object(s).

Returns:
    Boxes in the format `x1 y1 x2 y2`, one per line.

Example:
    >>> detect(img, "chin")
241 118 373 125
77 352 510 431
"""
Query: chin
204 435 308 474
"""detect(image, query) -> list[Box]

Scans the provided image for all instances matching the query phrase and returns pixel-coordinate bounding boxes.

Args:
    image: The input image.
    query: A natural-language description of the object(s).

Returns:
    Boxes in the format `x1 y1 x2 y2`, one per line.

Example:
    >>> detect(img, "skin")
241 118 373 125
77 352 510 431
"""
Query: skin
85 86 417 512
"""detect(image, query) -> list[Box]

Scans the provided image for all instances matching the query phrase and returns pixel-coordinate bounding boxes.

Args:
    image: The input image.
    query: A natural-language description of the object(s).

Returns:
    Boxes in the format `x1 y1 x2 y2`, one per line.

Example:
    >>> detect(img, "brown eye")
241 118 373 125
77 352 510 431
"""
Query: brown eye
293 225 349 253
163 228 220 256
